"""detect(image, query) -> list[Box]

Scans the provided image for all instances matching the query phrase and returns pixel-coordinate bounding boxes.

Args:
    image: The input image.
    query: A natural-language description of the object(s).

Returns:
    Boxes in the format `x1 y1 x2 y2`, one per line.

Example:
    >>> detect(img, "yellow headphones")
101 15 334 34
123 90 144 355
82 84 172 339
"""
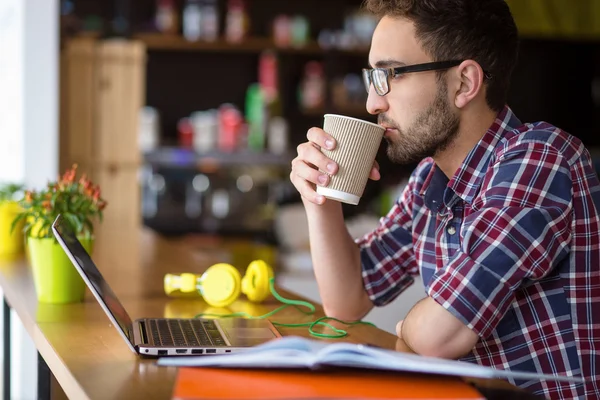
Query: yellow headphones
164 260 273 307
164 259 376 339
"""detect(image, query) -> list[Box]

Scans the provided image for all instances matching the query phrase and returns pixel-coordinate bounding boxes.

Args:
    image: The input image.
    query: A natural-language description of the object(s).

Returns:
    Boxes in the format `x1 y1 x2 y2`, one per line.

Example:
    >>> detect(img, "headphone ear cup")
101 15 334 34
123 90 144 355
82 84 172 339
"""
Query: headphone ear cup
200 263 242 307
241 260 273 303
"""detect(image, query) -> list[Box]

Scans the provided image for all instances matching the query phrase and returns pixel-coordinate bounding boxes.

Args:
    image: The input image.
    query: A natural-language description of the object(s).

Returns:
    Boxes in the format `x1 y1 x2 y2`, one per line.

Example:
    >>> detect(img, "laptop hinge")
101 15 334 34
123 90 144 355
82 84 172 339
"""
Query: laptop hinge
138 321 149 344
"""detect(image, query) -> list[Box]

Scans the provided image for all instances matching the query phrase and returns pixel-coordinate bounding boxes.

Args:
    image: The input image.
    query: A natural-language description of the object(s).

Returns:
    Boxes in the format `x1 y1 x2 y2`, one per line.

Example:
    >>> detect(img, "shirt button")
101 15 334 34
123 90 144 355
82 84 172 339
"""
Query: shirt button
447 226 456 235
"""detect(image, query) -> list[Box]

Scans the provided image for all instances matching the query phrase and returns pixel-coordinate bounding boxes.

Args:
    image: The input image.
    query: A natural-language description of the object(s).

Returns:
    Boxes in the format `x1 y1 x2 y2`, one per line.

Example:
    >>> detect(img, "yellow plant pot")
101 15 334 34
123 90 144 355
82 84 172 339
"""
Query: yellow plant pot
27 236 94 304
0 201 25 260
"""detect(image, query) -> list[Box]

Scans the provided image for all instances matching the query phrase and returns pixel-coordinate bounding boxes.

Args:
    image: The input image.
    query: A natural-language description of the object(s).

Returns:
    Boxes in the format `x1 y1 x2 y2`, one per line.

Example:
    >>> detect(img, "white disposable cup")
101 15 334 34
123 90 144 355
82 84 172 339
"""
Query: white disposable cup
316 114 384 205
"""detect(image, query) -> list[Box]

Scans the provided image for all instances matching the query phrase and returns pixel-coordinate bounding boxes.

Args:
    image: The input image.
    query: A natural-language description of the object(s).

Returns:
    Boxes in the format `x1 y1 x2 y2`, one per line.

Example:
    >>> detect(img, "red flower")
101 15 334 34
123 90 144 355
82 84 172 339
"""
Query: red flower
92 187 101 201
41 200 52 211
61 164 78 184
78 174 88 186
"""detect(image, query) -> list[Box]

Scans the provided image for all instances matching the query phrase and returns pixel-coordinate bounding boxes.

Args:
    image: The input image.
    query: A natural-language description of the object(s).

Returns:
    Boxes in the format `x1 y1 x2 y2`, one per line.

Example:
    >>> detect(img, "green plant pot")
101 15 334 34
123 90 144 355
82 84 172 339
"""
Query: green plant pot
27 236 94 304
0 201 25 260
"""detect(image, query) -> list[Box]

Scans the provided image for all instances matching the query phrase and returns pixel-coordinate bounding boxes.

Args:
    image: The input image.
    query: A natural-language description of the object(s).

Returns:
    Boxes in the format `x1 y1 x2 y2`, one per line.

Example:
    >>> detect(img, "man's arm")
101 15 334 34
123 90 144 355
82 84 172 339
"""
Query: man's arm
291 128 422 321
398 142 573 358
304 200 373 320
400 298 479 358
289 127 375 321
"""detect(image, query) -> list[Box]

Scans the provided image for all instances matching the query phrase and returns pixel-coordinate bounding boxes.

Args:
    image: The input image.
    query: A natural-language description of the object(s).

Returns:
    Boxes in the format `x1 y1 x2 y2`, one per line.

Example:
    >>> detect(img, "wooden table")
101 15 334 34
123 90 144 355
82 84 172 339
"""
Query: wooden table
0 227 531 400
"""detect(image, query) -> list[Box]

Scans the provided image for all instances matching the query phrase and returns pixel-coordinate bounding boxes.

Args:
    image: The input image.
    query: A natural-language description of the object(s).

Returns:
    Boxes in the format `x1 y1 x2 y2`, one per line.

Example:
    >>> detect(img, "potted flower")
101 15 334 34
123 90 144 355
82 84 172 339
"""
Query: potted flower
12 165 107 303
0 183 25 259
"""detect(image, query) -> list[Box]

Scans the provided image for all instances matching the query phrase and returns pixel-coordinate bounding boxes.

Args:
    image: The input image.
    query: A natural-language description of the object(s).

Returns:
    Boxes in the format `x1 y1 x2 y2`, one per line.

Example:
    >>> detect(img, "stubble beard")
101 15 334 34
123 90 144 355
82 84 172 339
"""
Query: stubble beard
381 82 460 165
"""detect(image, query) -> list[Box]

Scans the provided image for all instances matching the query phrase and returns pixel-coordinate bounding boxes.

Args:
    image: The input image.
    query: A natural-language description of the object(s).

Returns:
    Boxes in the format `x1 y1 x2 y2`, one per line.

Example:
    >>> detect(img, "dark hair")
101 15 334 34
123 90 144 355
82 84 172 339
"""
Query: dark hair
363 0 519 112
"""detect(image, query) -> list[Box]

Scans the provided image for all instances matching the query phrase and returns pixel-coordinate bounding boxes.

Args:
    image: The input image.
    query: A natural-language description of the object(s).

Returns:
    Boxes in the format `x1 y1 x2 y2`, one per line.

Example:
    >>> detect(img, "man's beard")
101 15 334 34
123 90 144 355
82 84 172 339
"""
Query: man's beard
379 82 460 165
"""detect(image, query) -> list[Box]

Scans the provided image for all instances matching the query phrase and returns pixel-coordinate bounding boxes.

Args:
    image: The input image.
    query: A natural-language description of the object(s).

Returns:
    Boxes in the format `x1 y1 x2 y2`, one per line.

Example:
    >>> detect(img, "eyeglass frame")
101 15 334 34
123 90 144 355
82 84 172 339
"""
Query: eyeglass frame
362 60 493 96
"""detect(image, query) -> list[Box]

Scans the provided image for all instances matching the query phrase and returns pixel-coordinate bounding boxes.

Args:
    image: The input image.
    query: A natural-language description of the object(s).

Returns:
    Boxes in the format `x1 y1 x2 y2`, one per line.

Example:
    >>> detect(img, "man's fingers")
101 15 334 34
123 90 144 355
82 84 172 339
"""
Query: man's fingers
307 127 336 151
292 158 331 188
396 320 404 338
369 162 381 181
296 178 325 205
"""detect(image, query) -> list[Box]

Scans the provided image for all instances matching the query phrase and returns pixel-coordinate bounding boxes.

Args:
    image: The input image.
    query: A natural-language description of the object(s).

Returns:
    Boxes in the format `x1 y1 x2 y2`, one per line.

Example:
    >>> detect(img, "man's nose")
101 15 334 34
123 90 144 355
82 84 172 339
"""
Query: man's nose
366 86 389 115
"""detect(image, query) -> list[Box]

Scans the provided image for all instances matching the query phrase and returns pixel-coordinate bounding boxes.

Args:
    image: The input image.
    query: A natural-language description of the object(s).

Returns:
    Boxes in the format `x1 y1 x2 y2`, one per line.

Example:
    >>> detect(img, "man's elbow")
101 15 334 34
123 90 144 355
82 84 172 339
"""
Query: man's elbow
322 306 359 321
401 298 480 359
406 330 478 359
322 293 373 321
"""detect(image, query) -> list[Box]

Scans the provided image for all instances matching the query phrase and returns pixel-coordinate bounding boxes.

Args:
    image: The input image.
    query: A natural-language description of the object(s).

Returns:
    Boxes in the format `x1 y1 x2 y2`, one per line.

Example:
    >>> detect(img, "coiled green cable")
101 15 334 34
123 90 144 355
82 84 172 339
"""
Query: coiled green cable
194 278 375 338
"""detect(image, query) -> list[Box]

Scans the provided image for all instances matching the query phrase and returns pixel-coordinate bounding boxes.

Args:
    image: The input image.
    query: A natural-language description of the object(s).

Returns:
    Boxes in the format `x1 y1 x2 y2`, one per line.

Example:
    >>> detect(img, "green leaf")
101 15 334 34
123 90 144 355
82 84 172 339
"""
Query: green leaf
64 213 83 235
10 212 27 233
83 218 94 235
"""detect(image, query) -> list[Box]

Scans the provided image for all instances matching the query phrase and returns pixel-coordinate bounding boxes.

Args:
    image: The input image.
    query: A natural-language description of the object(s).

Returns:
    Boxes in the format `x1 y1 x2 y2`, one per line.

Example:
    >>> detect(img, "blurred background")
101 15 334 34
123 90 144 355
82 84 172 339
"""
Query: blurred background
2 0 600 333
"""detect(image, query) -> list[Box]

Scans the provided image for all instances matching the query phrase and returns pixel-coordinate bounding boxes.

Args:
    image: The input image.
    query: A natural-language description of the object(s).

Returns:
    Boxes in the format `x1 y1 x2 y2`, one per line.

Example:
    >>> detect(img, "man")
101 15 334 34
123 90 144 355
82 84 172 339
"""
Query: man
289 0 600 399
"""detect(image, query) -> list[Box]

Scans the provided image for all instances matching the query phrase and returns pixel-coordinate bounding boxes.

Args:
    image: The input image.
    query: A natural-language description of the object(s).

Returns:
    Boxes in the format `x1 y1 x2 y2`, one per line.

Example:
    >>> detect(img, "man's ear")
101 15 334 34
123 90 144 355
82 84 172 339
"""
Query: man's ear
453 60 485 109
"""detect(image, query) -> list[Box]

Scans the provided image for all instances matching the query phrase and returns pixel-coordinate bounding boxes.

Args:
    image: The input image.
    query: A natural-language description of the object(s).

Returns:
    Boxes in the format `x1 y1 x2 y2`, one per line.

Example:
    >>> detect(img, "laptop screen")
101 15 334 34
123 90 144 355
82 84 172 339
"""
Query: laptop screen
52 215 134 342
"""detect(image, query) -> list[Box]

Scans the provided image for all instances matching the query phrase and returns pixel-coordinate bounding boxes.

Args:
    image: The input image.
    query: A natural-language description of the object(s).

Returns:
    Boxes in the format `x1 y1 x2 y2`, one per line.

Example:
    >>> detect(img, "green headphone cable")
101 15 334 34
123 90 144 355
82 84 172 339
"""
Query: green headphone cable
194 278 376 339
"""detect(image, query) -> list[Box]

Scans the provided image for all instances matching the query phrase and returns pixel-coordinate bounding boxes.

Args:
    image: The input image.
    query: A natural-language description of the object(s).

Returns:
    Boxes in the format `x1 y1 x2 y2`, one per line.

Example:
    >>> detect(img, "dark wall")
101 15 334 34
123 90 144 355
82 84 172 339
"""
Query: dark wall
508 38 600 147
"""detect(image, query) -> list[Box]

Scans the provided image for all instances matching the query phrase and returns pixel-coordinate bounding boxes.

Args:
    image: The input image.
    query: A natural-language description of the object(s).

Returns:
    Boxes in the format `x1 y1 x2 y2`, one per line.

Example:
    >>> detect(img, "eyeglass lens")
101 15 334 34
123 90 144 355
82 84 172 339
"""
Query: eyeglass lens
362 69 390 96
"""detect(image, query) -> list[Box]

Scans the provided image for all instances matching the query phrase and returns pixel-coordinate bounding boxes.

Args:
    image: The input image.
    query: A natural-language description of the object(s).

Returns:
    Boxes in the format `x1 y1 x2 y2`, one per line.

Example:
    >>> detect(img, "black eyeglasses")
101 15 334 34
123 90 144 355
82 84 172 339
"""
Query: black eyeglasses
362 60 492 96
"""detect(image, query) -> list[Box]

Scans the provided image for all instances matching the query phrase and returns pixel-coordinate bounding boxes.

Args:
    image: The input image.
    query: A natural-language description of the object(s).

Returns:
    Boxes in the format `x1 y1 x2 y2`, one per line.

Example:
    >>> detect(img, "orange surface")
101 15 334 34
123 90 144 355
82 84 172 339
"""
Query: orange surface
172 367 484 399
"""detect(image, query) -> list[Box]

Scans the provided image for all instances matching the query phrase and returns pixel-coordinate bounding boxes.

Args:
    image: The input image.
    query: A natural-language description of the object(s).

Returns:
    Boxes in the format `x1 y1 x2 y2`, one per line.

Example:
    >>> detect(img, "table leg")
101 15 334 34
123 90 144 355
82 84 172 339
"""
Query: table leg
3 298 10 400
37 352 51 400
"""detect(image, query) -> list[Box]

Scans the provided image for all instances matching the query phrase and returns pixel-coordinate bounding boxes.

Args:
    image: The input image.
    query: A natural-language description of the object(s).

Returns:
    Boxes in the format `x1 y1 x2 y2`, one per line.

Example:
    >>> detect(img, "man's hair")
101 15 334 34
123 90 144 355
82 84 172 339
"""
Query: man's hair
363 0 519 112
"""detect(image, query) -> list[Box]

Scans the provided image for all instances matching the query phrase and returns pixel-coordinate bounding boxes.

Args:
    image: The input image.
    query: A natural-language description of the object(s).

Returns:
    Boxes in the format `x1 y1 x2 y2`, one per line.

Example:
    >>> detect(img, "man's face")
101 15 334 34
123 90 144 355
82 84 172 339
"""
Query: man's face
367 16 460 164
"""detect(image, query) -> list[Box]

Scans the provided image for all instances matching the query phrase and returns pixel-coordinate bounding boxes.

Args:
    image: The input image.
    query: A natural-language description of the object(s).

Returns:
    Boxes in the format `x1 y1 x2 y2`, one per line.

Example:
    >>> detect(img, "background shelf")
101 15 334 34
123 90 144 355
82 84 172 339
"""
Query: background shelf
135 33 370 55
143 147 293 168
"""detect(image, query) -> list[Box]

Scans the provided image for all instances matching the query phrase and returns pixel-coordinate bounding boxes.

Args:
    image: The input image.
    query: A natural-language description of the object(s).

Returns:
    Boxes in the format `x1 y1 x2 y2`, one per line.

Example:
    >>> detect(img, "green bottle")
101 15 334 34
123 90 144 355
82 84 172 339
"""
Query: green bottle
245 83 266 151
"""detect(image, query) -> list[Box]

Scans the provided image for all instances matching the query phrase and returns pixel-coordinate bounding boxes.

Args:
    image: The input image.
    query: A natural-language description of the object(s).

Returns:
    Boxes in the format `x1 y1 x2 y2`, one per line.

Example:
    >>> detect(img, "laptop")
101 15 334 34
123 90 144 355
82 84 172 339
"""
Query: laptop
51 214 282 357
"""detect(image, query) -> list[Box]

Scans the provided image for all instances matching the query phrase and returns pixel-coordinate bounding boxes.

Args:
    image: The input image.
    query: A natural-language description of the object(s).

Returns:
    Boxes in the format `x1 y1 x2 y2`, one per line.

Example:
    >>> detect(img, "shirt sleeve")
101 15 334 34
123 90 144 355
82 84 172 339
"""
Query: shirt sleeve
357 162 428 306
428 142 573 338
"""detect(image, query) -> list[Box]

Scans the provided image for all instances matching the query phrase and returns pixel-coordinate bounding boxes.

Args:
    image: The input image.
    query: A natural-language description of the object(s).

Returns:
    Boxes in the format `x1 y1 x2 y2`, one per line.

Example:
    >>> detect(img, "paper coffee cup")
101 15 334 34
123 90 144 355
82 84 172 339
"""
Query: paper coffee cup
316 114 384 205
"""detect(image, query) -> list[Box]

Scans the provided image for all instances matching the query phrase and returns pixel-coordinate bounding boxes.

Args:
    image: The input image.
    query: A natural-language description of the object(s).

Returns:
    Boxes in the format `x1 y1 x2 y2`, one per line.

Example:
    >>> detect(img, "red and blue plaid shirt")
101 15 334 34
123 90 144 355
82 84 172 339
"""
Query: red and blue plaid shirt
358 106 600 399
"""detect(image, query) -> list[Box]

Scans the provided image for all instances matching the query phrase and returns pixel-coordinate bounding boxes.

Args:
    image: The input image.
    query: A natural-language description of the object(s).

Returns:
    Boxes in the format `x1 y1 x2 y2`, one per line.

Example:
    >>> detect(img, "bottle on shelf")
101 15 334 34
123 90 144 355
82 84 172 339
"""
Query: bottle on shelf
155 0 179 35
191 109 218 153
139 106 160 153
291 15 309 48
182 0 202 42
218 104 244 153
299 61 326 112
178 117 194 149
225 0 249 43
267 116 289 156
202 0 220 42
245 83 267 152
258 51 279 104
272 14 292 48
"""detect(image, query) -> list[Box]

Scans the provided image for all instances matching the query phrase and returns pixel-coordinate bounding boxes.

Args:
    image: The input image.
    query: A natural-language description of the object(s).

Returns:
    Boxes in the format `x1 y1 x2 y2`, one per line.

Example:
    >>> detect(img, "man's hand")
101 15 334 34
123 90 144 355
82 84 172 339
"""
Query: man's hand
395 320 403 338
290 127 380 205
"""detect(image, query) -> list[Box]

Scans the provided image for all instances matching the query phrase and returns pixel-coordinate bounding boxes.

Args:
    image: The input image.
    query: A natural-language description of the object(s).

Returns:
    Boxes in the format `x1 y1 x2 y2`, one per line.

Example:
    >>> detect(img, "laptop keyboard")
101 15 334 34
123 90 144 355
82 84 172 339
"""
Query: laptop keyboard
147 319 227 347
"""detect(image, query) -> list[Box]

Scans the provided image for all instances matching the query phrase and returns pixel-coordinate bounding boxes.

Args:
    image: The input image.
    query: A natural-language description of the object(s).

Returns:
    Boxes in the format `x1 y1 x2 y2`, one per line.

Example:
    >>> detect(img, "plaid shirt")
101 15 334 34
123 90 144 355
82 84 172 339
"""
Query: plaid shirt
358 106 600 399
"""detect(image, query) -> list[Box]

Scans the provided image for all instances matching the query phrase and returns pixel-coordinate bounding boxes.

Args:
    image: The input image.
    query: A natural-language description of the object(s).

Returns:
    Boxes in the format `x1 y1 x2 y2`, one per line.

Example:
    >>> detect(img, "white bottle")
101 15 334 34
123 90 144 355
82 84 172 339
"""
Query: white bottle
267 117 289 155
202 0 219 42
183 0 202 42
139 106 160 153
191 111 217 153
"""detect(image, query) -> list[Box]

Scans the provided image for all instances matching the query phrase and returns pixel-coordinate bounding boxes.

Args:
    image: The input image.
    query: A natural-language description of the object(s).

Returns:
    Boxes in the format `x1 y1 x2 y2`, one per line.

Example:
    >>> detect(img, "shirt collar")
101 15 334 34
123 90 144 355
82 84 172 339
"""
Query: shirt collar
420 106 522 211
